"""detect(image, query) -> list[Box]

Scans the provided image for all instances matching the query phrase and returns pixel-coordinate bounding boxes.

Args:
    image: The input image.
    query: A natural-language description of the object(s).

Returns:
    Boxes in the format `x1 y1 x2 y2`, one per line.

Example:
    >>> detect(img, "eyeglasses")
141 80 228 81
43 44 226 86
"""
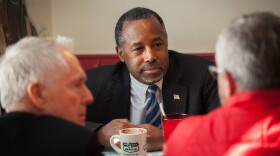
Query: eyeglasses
208 65 223 79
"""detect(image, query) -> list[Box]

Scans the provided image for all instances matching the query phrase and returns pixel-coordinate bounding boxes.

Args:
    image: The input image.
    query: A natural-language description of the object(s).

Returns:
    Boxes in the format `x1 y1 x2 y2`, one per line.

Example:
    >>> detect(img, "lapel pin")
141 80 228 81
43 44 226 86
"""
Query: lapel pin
174 94 180 100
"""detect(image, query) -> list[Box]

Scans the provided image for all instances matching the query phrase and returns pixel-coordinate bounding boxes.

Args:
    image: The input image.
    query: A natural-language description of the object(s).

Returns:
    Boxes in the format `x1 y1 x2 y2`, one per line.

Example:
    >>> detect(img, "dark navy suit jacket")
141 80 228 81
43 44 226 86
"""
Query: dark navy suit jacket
85 50 220 130
0 112 103 156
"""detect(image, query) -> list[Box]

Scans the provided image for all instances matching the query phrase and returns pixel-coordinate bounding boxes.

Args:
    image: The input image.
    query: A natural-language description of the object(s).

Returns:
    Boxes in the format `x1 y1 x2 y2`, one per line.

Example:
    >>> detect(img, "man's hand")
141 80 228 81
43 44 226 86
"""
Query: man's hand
97 119 138 147
137 124 164 151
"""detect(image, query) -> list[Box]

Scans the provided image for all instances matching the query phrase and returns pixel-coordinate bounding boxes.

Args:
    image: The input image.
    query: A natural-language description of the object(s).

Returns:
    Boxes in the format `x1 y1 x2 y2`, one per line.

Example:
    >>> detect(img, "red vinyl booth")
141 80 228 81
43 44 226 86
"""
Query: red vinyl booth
76 53 215 71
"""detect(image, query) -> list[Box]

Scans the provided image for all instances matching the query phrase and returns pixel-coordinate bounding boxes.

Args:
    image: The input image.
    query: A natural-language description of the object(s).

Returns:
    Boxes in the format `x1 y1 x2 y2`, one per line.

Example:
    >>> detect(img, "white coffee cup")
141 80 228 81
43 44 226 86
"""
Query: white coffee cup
110 128 147 156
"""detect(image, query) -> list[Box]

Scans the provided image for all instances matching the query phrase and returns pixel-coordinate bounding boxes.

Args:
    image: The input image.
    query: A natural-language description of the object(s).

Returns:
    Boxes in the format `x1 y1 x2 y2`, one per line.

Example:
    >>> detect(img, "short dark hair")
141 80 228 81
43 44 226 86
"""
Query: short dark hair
114 7 167 47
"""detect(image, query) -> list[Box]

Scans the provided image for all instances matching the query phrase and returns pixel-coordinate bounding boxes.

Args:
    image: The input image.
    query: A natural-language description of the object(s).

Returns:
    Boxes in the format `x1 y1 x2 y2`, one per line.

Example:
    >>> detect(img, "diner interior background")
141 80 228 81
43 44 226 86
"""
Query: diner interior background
0 0 280 114
24 0 280 55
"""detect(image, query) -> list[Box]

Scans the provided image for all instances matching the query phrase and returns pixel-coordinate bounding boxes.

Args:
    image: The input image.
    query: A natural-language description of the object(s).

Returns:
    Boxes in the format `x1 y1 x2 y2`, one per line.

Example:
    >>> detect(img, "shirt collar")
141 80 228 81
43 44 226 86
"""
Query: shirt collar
130 74 163 91
226 89 280 108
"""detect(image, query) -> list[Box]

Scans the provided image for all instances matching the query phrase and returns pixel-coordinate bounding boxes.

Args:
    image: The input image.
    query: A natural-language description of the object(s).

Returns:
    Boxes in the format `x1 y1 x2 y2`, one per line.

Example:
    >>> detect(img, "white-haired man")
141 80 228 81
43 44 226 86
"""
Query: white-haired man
0 36 102 156
165 12 280 155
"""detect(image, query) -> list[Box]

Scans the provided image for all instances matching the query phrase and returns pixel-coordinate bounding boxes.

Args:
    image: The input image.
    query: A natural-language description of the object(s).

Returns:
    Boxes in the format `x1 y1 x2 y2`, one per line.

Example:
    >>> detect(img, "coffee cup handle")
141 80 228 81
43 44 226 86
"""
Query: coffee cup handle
110 135 122 154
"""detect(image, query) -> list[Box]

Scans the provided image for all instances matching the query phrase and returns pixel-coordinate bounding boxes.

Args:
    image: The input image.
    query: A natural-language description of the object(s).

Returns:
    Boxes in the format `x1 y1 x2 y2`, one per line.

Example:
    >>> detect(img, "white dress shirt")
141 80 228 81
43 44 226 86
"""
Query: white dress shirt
130 74 163 124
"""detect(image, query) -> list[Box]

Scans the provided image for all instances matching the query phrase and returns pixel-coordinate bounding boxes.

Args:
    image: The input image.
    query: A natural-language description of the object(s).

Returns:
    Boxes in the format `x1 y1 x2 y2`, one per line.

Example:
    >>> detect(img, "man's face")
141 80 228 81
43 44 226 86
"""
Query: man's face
117 18 169 85
43 51 93 126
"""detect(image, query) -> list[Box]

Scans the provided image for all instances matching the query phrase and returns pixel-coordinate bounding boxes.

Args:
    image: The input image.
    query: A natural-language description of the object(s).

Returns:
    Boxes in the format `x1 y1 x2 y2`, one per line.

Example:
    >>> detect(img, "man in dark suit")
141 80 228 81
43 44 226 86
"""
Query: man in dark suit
86 7 220 151
0 36 102 156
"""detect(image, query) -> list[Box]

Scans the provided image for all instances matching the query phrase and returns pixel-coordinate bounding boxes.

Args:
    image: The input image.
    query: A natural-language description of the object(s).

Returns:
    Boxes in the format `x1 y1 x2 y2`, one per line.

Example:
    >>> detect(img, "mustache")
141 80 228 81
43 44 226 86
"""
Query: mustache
140 62 163 72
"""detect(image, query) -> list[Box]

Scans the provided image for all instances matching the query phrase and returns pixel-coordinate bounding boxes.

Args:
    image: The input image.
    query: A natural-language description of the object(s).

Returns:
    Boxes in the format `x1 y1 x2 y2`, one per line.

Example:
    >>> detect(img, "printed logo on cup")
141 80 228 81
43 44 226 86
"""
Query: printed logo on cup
123 142 139 153
110 128 147 156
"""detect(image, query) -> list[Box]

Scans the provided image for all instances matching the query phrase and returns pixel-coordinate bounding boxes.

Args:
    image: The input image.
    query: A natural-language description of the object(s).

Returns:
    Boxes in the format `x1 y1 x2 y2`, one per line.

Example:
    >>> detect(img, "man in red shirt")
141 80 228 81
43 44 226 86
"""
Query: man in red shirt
164 12 280 156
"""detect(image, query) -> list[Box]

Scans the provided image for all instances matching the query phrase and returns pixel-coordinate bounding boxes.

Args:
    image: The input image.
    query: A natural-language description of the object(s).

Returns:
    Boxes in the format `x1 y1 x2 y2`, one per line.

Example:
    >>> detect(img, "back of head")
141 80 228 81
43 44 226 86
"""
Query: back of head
0 36 74 111
216 12 280 91
115 7 167 47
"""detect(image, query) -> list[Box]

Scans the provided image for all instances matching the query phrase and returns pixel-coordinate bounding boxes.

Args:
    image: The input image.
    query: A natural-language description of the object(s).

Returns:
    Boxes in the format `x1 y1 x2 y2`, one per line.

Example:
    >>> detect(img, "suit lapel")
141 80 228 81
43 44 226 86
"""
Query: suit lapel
162 52 188 114
162 83 188 114
104 64 131 120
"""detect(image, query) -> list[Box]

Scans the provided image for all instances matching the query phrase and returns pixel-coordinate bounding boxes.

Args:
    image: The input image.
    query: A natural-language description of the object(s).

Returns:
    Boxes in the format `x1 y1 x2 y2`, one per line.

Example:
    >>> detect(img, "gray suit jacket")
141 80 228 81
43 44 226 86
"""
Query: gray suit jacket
85 50 220 130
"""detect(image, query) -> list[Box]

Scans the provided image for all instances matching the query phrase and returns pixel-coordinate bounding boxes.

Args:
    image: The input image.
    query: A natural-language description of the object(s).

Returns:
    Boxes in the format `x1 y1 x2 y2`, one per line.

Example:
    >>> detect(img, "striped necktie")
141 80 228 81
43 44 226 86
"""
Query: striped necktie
145 85 162 127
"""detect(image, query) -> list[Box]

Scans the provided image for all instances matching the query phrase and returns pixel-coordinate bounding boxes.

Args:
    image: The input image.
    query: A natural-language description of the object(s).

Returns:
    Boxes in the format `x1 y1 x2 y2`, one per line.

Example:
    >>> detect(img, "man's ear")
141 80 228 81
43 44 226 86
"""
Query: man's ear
26 83 46 109
222 71 237 97
115 46 125 62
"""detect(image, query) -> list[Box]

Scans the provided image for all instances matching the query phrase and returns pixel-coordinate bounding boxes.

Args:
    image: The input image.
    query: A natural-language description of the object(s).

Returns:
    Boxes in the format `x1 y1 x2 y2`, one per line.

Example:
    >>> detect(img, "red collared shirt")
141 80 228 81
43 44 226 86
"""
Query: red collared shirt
164 89 280 156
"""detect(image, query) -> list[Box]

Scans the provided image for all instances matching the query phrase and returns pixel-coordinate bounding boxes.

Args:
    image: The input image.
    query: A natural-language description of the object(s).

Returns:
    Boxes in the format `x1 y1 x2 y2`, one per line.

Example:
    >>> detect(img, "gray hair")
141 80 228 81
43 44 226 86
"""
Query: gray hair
0 36 74 109
216 12 280 90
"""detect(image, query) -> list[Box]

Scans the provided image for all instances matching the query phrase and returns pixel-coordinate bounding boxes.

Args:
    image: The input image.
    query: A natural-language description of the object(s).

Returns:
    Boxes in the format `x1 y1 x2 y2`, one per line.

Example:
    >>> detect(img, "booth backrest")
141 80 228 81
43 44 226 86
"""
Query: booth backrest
76 53 215 71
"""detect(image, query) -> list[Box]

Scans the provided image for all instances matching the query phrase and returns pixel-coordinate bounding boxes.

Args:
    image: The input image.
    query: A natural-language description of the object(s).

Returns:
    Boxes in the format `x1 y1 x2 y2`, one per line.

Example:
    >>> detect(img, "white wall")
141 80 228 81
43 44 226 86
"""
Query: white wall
26 0 280 54
25 0 52 37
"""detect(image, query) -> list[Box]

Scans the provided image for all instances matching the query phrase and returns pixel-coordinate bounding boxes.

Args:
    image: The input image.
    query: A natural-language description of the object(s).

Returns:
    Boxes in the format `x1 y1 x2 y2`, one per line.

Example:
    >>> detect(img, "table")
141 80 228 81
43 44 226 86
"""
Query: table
102 148 163 156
